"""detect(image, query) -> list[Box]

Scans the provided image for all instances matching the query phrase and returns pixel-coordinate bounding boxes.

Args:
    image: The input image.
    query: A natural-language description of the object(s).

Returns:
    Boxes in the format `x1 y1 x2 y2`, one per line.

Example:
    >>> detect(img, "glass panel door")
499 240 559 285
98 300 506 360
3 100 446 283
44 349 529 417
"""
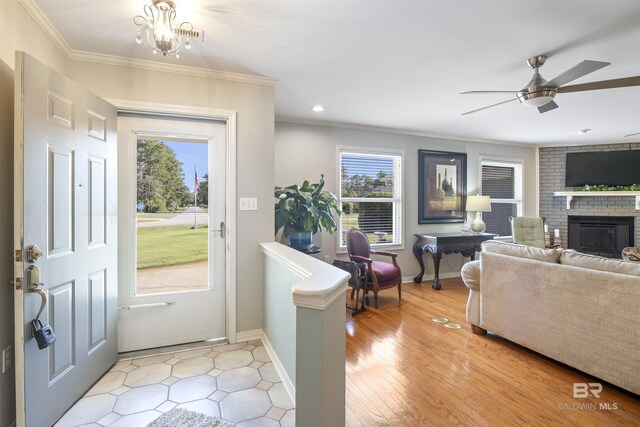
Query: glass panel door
136 139 210 294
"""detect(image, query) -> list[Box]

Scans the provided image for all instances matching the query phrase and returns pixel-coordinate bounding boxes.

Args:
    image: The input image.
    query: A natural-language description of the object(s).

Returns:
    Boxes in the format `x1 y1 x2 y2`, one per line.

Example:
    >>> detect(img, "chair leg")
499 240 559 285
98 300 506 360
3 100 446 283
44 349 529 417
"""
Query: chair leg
374 292 379 309
398 282 402 300
350 287 355 300
361 283 368 307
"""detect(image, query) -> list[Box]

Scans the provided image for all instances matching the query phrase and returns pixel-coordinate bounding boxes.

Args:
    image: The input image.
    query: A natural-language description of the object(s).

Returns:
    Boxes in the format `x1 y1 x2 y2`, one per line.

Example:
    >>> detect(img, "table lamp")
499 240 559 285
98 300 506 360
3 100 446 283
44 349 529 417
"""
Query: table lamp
466 195 491 234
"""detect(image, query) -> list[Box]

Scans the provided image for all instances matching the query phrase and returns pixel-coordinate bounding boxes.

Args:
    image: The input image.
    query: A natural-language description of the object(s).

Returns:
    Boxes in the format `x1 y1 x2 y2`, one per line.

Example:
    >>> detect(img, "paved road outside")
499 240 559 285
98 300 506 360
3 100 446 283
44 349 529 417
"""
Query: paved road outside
137 206 209 228
137 260 208 294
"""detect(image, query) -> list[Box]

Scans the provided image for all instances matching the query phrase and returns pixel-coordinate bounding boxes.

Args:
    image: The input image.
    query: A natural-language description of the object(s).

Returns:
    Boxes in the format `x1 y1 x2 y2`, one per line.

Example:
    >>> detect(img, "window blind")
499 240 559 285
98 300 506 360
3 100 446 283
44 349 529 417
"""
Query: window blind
481 161 523 236
339 151 402 247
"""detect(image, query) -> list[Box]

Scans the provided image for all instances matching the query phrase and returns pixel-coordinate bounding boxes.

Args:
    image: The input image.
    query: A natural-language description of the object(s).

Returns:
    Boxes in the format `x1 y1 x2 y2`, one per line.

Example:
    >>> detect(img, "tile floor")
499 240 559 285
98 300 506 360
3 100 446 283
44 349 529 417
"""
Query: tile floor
54 340 295 427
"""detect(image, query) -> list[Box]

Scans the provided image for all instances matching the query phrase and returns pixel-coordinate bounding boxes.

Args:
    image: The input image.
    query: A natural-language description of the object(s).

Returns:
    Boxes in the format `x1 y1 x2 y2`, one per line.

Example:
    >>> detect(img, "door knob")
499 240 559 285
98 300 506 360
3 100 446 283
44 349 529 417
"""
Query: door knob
27 244 44 263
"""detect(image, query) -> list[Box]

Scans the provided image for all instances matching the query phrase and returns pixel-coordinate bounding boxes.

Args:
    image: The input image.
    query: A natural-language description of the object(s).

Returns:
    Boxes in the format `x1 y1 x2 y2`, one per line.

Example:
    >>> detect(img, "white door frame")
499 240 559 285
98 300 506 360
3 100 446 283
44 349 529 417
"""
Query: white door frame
108 99 238 344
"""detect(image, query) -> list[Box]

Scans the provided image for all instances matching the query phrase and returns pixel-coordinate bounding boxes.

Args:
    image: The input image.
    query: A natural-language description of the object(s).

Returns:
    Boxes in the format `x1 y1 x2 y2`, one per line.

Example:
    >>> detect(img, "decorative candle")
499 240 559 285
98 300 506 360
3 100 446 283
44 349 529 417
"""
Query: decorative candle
544 224 548 233
554 229 560 238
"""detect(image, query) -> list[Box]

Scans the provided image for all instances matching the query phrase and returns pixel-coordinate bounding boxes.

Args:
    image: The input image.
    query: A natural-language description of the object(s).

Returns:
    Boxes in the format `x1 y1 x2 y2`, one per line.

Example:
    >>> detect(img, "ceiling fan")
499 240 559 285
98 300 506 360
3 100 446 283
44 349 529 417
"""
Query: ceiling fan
461 55 640 115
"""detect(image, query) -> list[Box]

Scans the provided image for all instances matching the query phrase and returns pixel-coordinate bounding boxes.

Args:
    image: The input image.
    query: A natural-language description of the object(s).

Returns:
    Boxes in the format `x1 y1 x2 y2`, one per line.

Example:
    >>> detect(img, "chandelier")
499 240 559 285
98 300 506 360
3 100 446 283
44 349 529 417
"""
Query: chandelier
133 0 200 58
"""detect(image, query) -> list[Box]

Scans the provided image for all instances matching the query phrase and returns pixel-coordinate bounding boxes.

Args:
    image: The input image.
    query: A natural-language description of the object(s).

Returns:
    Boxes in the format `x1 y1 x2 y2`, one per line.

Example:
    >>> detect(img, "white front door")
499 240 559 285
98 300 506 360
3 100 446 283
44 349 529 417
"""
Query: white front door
13 52 118 427
117 115 227 352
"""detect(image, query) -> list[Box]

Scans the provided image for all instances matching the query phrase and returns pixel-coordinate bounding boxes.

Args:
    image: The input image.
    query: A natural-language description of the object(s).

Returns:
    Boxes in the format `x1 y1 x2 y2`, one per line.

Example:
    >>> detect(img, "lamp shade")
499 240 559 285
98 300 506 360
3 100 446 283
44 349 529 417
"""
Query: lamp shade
466 195 491 212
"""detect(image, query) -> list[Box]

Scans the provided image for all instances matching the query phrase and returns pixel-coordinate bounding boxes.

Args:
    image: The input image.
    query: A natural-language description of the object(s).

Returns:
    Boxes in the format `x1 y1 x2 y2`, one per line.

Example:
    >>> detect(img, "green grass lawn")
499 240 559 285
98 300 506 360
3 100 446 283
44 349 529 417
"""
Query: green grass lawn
341 213 392 243
342 213 359 228
137 226 208 269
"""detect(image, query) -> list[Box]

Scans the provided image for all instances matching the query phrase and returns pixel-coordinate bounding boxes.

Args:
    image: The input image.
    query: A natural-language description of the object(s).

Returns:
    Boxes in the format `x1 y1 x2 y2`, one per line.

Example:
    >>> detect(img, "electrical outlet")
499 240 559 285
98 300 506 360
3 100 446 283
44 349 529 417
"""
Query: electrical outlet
2 346 12 373
239 197 258 211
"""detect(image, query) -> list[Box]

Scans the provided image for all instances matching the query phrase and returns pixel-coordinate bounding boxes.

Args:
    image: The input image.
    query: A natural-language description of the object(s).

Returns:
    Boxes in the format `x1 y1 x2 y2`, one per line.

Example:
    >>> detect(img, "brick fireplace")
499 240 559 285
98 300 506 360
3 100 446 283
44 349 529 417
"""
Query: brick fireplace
539 143 640 254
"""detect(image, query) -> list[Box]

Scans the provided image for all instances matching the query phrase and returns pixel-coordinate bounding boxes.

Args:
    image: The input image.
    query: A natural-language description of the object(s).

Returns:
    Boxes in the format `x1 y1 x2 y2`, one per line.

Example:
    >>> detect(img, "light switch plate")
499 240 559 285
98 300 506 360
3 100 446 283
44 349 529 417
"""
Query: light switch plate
239 197 258 211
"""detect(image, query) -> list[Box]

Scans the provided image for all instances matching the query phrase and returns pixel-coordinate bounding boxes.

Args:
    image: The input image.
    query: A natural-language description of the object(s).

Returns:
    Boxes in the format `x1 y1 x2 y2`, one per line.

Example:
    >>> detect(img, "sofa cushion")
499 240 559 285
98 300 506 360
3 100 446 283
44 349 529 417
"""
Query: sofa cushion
511 216 545 248
560 250 640 277
481 240 561 263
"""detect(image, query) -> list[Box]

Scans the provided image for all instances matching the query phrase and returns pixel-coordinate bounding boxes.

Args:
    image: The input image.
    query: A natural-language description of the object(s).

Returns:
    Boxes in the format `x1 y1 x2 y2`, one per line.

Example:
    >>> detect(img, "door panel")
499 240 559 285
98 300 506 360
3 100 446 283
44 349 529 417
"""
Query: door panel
88 157 107 247
49 281 74 380
14 52 118 427
49 146 75 256
88 270 107 352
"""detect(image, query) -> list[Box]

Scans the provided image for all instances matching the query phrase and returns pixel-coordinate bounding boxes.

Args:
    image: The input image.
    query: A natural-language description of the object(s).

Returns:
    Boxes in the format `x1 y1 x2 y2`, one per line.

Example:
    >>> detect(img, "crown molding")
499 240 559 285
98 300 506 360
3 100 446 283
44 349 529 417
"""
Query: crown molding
68 50 278 87
18 0 72 56
18 0 277 87
275 115 534 148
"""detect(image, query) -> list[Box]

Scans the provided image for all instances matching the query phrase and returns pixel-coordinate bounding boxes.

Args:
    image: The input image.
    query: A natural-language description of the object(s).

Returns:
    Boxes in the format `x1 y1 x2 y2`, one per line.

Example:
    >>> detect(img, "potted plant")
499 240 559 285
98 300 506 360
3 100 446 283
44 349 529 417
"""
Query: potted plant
275 175 342 250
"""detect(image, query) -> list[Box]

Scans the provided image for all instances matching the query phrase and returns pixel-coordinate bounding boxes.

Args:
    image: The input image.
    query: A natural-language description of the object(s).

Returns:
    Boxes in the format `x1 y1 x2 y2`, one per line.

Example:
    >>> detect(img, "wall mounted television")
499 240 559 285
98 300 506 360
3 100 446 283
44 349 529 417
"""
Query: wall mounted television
565 150 640 186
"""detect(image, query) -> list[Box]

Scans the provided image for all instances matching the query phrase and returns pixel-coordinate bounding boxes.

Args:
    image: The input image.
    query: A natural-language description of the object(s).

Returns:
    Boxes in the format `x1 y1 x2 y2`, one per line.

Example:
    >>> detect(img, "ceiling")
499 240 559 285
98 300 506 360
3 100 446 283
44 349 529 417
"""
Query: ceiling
32 0 640 145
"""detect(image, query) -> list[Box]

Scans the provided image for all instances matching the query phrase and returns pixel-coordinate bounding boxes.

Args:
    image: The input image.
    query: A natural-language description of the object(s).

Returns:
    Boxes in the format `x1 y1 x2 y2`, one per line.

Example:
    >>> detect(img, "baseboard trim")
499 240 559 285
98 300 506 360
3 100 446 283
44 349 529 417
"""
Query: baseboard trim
402 271 461 284
235 329 262 343
260 330 296 404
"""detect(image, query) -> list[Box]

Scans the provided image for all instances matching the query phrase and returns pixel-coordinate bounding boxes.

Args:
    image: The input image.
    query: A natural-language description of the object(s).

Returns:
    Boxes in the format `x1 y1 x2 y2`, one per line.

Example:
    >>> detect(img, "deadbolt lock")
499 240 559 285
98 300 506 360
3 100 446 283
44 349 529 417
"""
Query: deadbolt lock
27 245 44 263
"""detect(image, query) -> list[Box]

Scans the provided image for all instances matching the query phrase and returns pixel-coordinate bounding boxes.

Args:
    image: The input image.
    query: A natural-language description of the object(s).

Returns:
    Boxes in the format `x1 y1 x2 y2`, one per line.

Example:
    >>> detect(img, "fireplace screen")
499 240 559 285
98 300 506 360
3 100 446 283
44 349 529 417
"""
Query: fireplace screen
568 216 634 258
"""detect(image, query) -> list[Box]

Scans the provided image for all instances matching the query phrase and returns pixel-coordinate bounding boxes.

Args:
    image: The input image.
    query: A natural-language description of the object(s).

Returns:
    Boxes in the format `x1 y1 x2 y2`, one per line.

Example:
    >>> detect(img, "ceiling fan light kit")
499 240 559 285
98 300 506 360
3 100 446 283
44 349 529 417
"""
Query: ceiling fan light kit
134 0 203 58
461 53 640 115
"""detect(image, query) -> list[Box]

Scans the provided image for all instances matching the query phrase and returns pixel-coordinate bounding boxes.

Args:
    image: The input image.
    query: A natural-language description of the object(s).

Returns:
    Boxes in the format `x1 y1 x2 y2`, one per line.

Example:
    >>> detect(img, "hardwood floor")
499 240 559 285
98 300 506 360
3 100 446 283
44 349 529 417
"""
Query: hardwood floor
345 278 640 426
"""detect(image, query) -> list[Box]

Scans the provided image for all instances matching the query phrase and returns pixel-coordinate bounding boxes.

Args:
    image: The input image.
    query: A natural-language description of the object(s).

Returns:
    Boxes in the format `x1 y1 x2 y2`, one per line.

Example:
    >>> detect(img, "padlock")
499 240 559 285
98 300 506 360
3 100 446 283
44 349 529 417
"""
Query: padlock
32 319 56 350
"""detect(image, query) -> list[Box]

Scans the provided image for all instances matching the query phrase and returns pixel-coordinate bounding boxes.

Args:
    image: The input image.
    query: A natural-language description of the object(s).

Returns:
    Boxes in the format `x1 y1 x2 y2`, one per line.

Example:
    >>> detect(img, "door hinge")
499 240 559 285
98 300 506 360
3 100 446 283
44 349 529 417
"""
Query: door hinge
14 249 23 290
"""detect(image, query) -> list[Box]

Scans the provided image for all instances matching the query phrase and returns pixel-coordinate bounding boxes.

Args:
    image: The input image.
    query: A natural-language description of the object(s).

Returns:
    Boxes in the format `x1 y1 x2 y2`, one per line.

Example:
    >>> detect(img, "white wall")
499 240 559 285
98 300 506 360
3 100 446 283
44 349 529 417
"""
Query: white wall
274 121 538 279
0 2 69 426
65 60 275 333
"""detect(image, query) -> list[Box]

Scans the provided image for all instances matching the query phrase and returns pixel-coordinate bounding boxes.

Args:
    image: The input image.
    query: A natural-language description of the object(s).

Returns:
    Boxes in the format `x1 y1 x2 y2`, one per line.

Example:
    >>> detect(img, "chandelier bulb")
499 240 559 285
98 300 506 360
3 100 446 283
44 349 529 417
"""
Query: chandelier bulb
175 53 180 59
185 39 191 50
136 32 143 44
153 50 157 55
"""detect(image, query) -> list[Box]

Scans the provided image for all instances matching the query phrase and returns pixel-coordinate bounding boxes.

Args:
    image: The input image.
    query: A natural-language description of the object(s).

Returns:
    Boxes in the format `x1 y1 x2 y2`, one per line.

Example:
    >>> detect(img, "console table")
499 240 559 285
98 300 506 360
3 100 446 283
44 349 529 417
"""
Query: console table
413 232 497 290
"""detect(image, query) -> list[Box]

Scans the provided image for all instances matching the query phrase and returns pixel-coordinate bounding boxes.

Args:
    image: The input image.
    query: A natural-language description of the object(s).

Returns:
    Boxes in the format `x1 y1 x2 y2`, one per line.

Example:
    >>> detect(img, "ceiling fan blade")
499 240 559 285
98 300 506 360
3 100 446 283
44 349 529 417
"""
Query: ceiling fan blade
538 100 559 113
624 132 640 138
462 97 518 115
460 91 519 95
558 76 640 93
546 60 610 88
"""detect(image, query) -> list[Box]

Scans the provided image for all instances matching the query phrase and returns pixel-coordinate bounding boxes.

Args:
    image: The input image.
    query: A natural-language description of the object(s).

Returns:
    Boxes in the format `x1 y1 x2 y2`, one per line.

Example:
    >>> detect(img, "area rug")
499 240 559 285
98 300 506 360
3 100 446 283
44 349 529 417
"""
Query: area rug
147 408 236 427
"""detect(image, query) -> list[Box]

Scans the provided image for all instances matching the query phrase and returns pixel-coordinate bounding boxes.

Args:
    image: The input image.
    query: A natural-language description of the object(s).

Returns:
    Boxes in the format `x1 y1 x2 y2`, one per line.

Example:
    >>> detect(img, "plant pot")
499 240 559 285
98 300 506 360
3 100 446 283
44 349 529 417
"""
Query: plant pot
289 230 313 250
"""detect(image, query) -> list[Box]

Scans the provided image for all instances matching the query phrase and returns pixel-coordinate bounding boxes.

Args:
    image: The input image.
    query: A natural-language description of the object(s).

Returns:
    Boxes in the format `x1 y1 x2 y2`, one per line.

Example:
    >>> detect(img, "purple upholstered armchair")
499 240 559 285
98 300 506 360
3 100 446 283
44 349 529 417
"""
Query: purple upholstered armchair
346 228 401 308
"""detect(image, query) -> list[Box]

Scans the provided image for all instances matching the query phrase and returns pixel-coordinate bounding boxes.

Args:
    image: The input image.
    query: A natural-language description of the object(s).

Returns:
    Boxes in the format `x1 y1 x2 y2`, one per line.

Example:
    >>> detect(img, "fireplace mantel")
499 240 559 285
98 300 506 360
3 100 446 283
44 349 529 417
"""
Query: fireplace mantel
553 191 640 210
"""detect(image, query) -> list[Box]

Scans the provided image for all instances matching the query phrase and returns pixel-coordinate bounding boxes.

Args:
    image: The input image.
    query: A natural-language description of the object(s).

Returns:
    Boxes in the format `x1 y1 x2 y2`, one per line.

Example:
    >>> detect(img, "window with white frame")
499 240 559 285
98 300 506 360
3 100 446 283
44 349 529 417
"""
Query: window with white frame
338 149 403 249
480 159 523 237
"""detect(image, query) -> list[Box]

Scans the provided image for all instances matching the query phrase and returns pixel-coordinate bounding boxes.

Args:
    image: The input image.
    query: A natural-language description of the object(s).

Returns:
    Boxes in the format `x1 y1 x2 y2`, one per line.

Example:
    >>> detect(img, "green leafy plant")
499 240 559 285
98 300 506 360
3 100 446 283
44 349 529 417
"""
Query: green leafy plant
275 175 342 237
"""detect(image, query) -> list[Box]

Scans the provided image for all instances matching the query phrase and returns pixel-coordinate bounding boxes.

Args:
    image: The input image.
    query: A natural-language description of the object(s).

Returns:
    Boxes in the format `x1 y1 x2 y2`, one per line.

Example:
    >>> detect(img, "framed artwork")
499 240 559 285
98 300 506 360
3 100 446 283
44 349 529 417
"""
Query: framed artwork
418 149 467 223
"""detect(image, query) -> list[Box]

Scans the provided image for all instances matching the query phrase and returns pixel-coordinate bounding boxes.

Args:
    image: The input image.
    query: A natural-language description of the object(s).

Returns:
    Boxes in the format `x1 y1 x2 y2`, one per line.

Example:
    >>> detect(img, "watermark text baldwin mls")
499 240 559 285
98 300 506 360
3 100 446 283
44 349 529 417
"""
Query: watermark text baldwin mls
557 383 618 411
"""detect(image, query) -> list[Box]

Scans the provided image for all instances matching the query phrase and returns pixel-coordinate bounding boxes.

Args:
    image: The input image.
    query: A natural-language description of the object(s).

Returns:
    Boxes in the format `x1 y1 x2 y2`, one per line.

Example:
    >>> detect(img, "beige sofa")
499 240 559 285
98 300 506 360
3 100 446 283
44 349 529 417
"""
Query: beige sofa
461 240 640 395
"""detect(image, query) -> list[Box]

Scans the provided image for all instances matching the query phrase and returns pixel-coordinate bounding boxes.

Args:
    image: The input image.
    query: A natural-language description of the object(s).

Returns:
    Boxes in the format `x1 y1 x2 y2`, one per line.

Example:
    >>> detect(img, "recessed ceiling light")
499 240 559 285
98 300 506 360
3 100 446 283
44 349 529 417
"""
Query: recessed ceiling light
575 129 592 134
311 105 325 112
